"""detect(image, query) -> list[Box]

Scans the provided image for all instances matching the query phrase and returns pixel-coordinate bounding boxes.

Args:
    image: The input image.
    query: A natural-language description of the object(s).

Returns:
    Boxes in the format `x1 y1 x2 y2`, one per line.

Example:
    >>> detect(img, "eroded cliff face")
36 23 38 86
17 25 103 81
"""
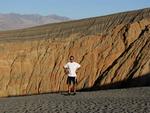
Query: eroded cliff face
0 8 150 97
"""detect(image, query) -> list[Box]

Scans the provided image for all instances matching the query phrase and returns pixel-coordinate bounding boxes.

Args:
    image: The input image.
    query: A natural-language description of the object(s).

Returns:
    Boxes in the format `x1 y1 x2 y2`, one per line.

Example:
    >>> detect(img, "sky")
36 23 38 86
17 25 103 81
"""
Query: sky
0 0 150 19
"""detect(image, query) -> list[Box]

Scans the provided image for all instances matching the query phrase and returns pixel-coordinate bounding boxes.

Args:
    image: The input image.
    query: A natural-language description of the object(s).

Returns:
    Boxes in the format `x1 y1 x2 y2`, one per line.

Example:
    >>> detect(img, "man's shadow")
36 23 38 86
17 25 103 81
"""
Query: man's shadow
60 91 76 96
60 92 69 96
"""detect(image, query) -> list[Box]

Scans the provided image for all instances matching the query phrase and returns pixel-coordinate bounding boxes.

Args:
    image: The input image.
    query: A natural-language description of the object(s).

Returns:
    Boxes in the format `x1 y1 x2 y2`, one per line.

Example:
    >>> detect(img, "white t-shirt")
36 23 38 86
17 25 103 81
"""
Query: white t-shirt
64 62 81 77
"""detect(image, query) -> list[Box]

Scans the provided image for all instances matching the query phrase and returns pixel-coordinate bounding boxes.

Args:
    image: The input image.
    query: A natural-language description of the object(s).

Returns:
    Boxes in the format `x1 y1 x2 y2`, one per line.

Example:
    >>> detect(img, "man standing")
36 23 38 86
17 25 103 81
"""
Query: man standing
64 56 81 95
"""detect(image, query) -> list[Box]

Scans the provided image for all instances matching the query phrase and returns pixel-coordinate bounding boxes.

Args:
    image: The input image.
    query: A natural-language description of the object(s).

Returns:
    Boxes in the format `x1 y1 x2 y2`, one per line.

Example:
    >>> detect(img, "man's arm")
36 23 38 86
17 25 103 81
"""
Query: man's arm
76 63 81 72
76 67 80 72
75 64 81 80
63 65 69 74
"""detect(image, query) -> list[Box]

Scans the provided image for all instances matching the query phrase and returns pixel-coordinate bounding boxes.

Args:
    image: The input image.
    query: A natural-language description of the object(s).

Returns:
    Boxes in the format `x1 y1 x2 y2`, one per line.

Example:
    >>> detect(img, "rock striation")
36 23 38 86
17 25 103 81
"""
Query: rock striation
0 8 150 97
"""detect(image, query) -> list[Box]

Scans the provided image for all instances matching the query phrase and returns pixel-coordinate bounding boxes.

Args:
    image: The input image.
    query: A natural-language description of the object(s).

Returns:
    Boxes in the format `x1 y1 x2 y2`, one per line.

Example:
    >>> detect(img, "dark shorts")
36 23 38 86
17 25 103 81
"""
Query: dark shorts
67 76 77 85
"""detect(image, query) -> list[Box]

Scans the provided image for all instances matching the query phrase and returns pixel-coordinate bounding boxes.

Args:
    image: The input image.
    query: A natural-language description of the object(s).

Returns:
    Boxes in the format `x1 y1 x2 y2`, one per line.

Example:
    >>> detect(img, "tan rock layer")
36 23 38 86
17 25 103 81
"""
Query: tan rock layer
0 8 150 97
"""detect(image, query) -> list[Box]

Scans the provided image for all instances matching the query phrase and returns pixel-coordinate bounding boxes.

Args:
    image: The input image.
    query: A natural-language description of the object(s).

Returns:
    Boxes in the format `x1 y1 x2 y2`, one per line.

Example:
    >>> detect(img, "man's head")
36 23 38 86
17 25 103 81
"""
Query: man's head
70 56 74 62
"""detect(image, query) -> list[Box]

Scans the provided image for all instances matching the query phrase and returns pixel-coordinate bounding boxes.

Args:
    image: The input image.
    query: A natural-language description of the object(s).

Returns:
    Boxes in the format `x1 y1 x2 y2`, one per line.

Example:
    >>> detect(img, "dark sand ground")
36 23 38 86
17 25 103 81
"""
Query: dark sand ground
0 87 150 113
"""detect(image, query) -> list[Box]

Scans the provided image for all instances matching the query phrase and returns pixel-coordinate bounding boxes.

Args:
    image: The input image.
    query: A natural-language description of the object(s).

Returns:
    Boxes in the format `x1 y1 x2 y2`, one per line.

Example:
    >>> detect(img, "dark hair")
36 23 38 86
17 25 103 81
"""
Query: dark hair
70 56 74 59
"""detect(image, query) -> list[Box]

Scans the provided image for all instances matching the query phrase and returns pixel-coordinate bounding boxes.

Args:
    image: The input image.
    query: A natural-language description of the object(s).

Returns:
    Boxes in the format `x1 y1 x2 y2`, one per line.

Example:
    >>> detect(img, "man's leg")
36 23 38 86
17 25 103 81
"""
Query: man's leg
73 84 76 94
72 77 76 94
68 84 71 94
67 77 71 94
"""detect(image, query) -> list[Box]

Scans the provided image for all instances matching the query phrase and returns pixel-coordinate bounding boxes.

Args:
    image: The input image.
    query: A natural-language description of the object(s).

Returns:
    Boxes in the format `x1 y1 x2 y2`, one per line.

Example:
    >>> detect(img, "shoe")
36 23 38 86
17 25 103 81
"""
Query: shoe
72 92 76 95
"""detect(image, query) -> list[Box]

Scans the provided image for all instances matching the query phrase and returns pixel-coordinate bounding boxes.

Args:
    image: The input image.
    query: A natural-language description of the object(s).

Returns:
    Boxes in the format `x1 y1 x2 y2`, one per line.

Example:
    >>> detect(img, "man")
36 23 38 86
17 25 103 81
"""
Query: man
64 56 81 95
